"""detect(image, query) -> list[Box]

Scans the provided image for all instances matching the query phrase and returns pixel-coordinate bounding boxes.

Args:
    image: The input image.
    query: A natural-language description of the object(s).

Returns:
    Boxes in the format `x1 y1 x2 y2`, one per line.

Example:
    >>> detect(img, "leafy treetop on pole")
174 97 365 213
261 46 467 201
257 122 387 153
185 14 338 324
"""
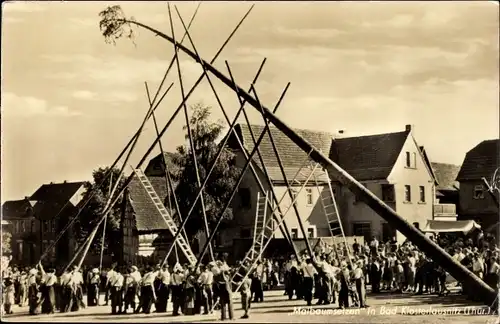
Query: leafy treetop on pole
99 5 135 45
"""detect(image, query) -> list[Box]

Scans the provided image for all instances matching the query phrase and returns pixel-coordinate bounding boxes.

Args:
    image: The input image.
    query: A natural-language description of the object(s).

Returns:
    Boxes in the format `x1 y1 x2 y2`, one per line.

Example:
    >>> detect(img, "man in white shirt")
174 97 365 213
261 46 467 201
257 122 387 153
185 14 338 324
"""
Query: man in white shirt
198 264 214 314
353 260 368 308
104 265 117 306
370 238 379 256
70 266 86 311
252 260 264 303
170 264 185 316
109 266 124 315
137 266 157 314
155 264 170 313
301 258 317 306
284 255 299 299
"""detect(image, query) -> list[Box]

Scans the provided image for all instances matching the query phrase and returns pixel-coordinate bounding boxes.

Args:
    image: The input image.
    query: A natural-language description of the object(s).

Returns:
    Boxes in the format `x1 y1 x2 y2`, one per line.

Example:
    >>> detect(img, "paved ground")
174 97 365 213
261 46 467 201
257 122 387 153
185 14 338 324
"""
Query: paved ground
3 289 499 323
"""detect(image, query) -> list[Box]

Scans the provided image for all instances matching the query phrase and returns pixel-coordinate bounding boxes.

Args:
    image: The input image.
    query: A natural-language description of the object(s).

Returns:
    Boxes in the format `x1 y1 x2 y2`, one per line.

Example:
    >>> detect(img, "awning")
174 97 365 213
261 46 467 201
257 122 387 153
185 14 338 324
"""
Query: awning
422 220 481 234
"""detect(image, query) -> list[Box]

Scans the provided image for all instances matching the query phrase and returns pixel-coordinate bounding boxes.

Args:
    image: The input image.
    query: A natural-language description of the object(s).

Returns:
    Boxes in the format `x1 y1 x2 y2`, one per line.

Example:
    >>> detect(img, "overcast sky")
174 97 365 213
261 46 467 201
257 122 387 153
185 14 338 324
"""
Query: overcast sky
1 1 499 201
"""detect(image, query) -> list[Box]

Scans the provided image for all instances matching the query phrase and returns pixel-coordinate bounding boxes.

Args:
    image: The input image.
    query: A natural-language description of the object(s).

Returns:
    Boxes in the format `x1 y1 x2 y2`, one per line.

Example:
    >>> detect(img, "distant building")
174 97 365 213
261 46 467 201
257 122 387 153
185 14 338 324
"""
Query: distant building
2 181 86 266
456 139 499 234
431 162 460 221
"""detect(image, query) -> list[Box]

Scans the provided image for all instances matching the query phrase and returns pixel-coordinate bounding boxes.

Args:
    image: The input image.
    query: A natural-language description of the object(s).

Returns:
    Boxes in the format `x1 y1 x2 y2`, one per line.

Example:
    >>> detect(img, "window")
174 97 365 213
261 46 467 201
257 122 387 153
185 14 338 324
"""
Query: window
353 183 366 204
352 223 372 241
405 152 416 168
306 188 313 206
307 227 315 238
291 228 298 239
404 185 411 202
382 222 396 243
412 152 417 168
474 185 485 199
381 184 395 202
20 220 26 232
239 188 251 208
419 186 425 203
405 152 411 167
14 221 19 233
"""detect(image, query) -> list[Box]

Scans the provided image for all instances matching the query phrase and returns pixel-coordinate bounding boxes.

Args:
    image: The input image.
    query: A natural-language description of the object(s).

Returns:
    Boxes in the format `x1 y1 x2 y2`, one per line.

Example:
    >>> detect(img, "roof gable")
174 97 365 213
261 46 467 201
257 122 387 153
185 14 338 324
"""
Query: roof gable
2 199 33 219
456 139 500 181
144 152 182 177
417 145 438 186
431 162 461 191
331 130 409 181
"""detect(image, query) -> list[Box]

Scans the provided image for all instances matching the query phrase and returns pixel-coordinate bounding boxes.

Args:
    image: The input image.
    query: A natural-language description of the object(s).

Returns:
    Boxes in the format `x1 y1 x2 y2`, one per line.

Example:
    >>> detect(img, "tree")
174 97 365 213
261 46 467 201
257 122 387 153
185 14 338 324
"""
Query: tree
2 230 12 255
75 167 126 257
171 104 240 239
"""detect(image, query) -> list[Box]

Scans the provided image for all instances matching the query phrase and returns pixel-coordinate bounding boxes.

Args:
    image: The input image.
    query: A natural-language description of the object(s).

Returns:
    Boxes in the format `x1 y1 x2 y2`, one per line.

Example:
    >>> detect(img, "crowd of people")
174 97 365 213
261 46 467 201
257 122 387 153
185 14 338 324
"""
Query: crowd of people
1 230 499 318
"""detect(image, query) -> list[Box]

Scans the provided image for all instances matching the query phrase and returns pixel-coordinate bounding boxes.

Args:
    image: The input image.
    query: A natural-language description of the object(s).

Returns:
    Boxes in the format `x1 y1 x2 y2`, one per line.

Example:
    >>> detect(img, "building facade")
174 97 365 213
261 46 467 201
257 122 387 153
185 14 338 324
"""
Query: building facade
225 124 437 245
2 181 86 266
456 139 499 234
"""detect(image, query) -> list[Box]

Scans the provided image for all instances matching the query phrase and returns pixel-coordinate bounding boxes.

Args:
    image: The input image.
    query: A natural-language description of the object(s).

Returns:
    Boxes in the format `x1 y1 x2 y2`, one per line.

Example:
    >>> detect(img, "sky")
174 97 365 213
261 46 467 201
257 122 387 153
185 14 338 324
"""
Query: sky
1 1 499 201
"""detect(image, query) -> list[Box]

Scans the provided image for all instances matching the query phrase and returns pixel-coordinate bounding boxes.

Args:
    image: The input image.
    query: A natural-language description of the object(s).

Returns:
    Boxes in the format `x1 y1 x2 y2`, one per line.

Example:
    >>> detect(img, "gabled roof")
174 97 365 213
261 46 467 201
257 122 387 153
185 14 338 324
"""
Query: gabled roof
419 146 438 186
127 175 172 232
456 139 500 181
26 181 86 220
230 124 334 183
30 181 86 203
2 199 33 219
331 130 409 181
144 152 182 178
431 162 461 191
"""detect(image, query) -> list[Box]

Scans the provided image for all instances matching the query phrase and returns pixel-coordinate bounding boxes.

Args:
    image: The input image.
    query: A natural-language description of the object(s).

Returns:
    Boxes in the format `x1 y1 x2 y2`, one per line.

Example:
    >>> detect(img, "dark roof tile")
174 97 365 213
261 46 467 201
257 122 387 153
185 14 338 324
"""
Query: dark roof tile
431 162 461 191
456 139 500 181
232 124 334 182
331 131 409 181
2 200 33 219
30 181 86 202
128 175 173 232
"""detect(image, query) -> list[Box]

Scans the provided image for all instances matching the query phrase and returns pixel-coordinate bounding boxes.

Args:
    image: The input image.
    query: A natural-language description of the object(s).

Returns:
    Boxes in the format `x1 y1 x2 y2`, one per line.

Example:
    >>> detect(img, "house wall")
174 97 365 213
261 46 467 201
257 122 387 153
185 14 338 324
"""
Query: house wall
389 134 434 243
458 180 499 232
122 201 139 264
339 181 392 241
222 153 271 246
4 216 75 266
269 184 331 239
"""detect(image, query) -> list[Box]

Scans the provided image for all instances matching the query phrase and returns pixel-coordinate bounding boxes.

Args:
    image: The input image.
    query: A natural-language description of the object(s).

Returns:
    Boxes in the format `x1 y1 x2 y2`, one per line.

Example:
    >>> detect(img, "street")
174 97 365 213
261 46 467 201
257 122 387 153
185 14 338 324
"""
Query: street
3 289 498 323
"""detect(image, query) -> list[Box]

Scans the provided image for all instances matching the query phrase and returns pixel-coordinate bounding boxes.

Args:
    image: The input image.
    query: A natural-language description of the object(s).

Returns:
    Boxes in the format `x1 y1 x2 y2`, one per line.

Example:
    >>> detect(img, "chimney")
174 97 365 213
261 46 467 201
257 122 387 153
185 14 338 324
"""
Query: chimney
63 180 67 183
335 130 346 139
405 124 413 132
